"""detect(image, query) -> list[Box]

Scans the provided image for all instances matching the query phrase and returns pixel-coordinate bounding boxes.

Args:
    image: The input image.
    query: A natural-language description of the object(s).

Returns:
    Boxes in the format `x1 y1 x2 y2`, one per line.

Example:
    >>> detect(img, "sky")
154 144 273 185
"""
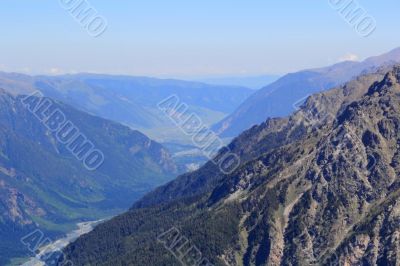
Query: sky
1 0 400 78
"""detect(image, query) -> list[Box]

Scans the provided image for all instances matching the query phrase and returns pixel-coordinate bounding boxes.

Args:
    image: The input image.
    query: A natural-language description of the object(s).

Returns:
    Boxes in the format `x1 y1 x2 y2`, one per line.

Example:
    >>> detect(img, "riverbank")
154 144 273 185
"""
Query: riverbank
21 220 103 266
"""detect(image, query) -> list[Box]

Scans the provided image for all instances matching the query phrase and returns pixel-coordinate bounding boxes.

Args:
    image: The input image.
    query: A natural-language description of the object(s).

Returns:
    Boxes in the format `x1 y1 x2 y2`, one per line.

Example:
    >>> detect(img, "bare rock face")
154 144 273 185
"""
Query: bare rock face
224 67 400 266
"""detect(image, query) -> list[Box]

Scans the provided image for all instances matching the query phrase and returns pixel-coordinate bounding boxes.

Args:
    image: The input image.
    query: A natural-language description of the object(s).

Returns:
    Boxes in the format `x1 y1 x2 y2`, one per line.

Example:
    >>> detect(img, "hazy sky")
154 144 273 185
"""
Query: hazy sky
1 0 400 77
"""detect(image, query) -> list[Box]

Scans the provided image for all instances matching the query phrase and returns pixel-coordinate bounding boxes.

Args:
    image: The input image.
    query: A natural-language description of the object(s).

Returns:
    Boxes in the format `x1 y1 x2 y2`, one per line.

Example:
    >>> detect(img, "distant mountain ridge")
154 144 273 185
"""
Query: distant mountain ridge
212 47 400 137
0 72 253 143
195 74 280 89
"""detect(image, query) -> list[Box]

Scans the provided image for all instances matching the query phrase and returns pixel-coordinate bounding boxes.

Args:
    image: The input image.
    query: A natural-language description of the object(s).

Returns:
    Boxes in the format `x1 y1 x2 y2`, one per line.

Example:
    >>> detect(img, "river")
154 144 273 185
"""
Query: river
22 220 102 266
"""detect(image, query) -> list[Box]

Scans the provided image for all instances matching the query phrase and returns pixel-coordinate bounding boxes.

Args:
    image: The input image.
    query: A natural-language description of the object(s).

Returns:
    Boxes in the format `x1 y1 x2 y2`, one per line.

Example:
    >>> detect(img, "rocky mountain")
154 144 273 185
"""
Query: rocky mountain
0 72 253 143
62 66 400 265
0 90 176 265
212 47 400 138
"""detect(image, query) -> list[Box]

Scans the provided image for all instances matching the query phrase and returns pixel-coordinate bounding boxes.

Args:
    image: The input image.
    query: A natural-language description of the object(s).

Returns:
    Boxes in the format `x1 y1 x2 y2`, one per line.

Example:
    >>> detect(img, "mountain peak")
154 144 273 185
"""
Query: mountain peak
368 65 400 95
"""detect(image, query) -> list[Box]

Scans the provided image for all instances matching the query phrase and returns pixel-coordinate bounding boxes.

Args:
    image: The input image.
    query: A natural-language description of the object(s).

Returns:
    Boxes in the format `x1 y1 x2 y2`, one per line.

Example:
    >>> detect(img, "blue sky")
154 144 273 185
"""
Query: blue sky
1 0 400 77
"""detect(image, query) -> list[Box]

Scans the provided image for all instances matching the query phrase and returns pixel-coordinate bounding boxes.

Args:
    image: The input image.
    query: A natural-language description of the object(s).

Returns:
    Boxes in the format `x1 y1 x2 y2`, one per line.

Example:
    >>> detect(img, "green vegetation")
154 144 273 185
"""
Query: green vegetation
0 90 177 264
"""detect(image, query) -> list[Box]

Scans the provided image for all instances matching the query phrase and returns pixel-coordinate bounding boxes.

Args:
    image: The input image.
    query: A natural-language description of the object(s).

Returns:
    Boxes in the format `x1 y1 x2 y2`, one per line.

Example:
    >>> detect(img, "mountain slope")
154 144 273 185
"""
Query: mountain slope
62 67 400 265
0 90 176 265
212 47 400 138
131 69 388 210
196 74 280 89
0 73 253 143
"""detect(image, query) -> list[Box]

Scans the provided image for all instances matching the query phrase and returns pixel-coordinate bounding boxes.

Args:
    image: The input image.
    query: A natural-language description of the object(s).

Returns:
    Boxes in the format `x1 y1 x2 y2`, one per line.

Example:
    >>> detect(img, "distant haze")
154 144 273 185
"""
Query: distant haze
0 1 399 77
194 75 280 90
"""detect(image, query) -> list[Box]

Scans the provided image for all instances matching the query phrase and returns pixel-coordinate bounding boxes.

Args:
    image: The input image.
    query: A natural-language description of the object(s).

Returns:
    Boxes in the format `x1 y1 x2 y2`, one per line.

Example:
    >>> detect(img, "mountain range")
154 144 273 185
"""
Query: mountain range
212 47 400 138
0 73 255 173
2 48 400 265
0 72 253 143
62 65 400 265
